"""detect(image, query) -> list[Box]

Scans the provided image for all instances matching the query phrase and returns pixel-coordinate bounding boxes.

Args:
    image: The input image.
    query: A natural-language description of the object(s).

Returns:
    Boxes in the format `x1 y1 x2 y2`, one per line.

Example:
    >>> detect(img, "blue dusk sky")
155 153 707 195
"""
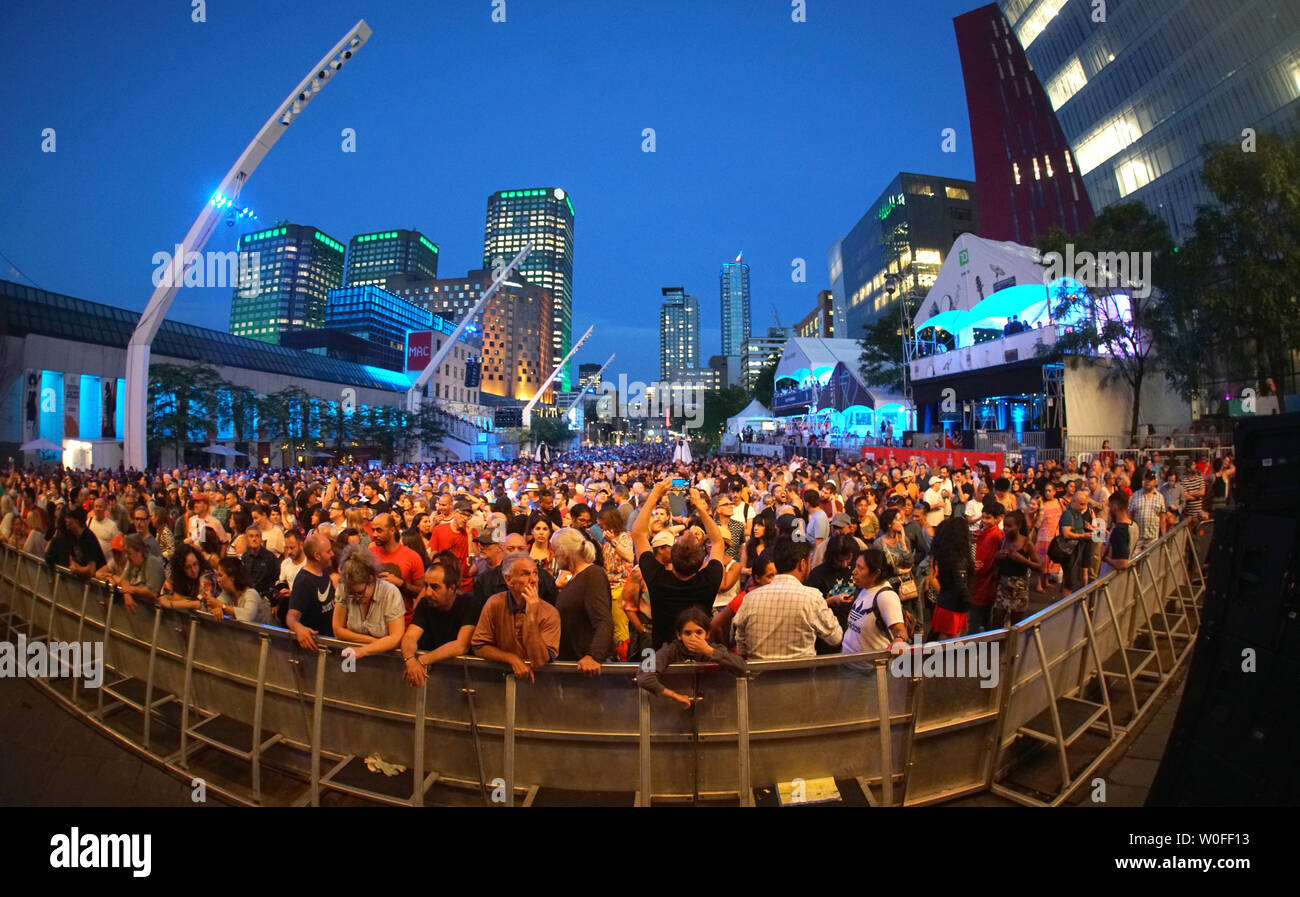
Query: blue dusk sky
1 0 982 385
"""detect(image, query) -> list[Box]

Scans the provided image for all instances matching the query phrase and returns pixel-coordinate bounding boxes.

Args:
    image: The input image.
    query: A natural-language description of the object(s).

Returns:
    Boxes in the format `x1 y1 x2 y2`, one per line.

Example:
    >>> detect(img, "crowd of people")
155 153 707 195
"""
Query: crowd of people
0 439 1231 697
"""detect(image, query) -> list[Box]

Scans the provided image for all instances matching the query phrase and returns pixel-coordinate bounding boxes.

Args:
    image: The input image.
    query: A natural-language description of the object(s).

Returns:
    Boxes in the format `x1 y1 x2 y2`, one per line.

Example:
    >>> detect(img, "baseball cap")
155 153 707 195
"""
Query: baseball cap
110 535 126 552
830 512 852 528
651 530 675 548
929 476 941 486
475 530 503 545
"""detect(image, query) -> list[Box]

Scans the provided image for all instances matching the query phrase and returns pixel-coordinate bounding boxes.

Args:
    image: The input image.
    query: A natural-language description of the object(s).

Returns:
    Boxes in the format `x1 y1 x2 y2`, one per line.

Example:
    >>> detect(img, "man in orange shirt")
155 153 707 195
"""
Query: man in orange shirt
431 498 477 591
368 513 424 623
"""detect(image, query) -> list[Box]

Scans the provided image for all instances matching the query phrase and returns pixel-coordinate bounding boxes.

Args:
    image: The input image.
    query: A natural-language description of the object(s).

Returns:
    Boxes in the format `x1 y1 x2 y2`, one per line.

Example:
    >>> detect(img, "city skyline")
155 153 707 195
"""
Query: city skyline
0 0 981 385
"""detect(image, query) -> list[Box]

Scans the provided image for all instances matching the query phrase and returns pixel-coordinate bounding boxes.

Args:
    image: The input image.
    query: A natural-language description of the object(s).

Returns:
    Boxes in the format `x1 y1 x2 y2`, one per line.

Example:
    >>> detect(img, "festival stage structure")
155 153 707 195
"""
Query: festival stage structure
0 522 1204 807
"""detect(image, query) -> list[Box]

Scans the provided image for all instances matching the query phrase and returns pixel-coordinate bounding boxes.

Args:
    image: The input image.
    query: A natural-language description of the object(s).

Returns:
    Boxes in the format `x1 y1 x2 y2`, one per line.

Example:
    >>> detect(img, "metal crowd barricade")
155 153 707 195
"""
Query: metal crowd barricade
0 522 1203 807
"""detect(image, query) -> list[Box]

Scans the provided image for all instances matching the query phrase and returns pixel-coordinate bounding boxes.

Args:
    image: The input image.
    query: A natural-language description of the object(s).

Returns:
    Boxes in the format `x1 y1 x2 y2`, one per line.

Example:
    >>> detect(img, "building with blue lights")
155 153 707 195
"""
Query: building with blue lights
229 223 345 344
996 0 1300 242
719 255 751 358
345 229 439 287
0 278 437 468
324 284 434 372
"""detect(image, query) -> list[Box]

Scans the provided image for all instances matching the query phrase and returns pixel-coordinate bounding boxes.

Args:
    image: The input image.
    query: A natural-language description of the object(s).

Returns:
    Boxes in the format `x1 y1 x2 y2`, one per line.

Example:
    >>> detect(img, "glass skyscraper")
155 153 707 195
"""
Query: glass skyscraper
483 188 574 389
324 285 433 372
827 172 979 339
659 287 699 382
229 223 345 344
719 255 751 357
998 0 1300 241
345 229 439 287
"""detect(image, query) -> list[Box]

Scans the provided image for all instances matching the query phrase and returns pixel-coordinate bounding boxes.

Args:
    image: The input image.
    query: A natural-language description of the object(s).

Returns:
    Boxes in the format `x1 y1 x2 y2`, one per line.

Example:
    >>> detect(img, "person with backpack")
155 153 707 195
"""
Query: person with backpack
843 547 911 655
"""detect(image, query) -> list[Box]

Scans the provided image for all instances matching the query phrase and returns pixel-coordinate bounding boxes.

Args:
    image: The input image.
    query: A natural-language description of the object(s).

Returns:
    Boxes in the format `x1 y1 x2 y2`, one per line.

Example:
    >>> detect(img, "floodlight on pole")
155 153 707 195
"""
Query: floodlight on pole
405 242 533 414
521 325 593 430
123 20 372 471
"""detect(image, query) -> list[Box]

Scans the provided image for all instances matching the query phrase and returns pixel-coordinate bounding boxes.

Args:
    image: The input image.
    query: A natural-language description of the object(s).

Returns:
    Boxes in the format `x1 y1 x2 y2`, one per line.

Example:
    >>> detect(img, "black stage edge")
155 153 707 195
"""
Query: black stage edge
1148 412 1300 807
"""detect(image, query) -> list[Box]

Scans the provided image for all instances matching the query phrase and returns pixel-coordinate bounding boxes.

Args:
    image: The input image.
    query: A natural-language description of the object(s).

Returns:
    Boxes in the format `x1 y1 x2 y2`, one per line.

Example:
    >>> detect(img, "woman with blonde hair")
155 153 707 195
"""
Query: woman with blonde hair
551 527 613 675
331 544 406 660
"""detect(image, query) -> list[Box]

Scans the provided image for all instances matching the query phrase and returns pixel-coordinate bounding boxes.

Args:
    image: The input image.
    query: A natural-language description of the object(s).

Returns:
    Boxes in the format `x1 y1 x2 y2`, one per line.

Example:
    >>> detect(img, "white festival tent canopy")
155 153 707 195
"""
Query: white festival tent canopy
725 399 774 435
913 233 1062 349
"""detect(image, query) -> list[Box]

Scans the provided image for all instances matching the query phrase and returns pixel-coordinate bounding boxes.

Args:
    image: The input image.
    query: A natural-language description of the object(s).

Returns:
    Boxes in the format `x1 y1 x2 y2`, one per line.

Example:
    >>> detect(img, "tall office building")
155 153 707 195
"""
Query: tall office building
955 4 1094 243
742 327 791 391
827 173 979 339
344 229 439 287
324 285 433 372
659 287 700 382
719 254 751 357
997 0 1300 241
230 223 345 344
578 363 603 390
483 188 575 389
387 269 554 403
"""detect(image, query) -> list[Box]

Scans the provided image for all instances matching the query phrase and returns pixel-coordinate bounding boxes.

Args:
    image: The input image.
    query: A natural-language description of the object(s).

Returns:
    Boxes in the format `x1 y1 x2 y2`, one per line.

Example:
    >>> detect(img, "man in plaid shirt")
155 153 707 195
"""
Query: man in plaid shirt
1127 471 1167 550
734 537 843 660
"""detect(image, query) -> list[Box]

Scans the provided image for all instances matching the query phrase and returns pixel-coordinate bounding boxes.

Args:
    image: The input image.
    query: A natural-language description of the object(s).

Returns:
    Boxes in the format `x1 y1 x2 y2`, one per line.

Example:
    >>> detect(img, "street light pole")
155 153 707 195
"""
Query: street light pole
123 21 371 471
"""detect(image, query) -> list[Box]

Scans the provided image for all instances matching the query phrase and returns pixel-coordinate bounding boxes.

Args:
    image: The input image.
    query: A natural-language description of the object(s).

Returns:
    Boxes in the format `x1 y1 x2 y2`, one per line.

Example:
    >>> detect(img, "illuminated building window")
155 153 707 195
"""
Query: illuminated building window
1064 150 1075 174
1032 158 1041 180
944 186 970 200
1013 162 1021 185
1045 155 1054 177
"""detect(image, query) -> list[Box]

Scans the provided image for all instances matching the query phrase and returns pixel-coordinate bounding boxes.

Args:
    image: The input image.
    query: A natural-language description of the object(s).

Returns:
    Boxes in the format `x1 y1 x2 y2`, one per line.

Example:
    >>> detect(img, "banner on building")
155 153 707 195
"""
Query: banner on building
64 376 80 441
22 370 38 443
102 378 117 439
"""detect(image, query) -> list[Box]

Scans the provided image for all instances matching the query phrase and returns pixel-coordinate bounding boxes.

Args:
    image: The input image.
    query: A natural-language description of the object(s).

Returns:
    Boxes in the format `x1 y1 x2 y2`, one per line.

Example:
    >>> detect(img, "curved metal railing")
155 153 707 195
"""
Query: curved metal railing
0 522 1203 806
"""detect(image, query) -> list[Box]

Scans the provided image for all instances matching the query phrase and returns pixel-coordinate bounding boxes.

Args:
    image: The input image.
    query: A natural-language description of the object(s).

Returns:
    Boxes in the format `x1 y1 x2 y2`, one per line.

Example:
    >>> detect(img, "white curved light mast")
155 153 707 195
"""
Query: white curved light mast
563 353 615 419
124 20 372 471
406 243 533 413
521 325 593 430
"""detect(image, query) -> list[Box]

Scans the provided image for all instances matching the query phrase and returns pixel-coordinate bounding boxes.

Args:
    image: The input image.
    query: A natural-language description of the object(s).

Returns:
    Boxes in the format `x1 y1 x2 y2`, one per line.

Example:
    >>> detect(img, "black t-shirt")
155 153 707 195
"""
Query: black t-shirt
639 550 724 648
288 568 335 638
936 559 973 613
410 592 480 652
1108 521 1135 564
805 561 857 626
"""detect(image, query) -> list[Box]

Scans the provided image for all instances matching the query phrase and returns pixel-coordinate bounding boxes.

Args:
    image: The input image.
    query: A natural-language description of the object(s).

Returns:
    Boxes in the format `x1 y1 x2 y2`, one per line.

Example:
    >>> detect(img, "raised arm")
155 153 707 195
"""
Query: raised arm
630 479 671 558
689 489 729 565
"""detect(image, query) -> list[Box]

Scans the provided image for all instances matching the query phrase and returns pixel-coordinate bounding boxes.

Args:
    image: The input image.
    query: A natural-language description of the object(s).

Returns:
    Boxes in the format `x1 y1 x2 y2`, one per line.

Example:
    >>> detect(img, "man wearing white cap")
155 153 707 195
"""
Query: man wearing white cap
922 477 948 528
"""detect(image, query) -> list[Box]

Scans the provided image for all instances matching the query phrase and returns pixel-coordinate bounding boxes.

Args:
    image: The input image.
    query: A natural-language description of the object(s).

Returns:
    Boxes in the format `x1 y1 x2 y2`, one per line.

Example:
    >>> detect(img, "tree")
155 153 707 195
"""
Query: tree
355 405 405 464
407 403 451 457
1037 203 1176 438
258 386 311 467
698 386 750 449
528 414 573 448
216 383 259 443
1166 128 1300 404
857 303 906 393
146 362 225 466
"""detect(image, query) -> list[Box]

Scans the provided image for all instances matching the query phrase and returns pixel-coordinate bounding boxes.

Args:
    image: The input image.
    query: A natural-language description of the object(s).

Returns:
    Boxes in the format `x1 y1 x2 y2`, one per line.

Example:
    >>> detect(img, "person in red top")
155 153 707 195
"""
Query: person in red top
430 498 477 591
368 512 425 624
968 499 1004 634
